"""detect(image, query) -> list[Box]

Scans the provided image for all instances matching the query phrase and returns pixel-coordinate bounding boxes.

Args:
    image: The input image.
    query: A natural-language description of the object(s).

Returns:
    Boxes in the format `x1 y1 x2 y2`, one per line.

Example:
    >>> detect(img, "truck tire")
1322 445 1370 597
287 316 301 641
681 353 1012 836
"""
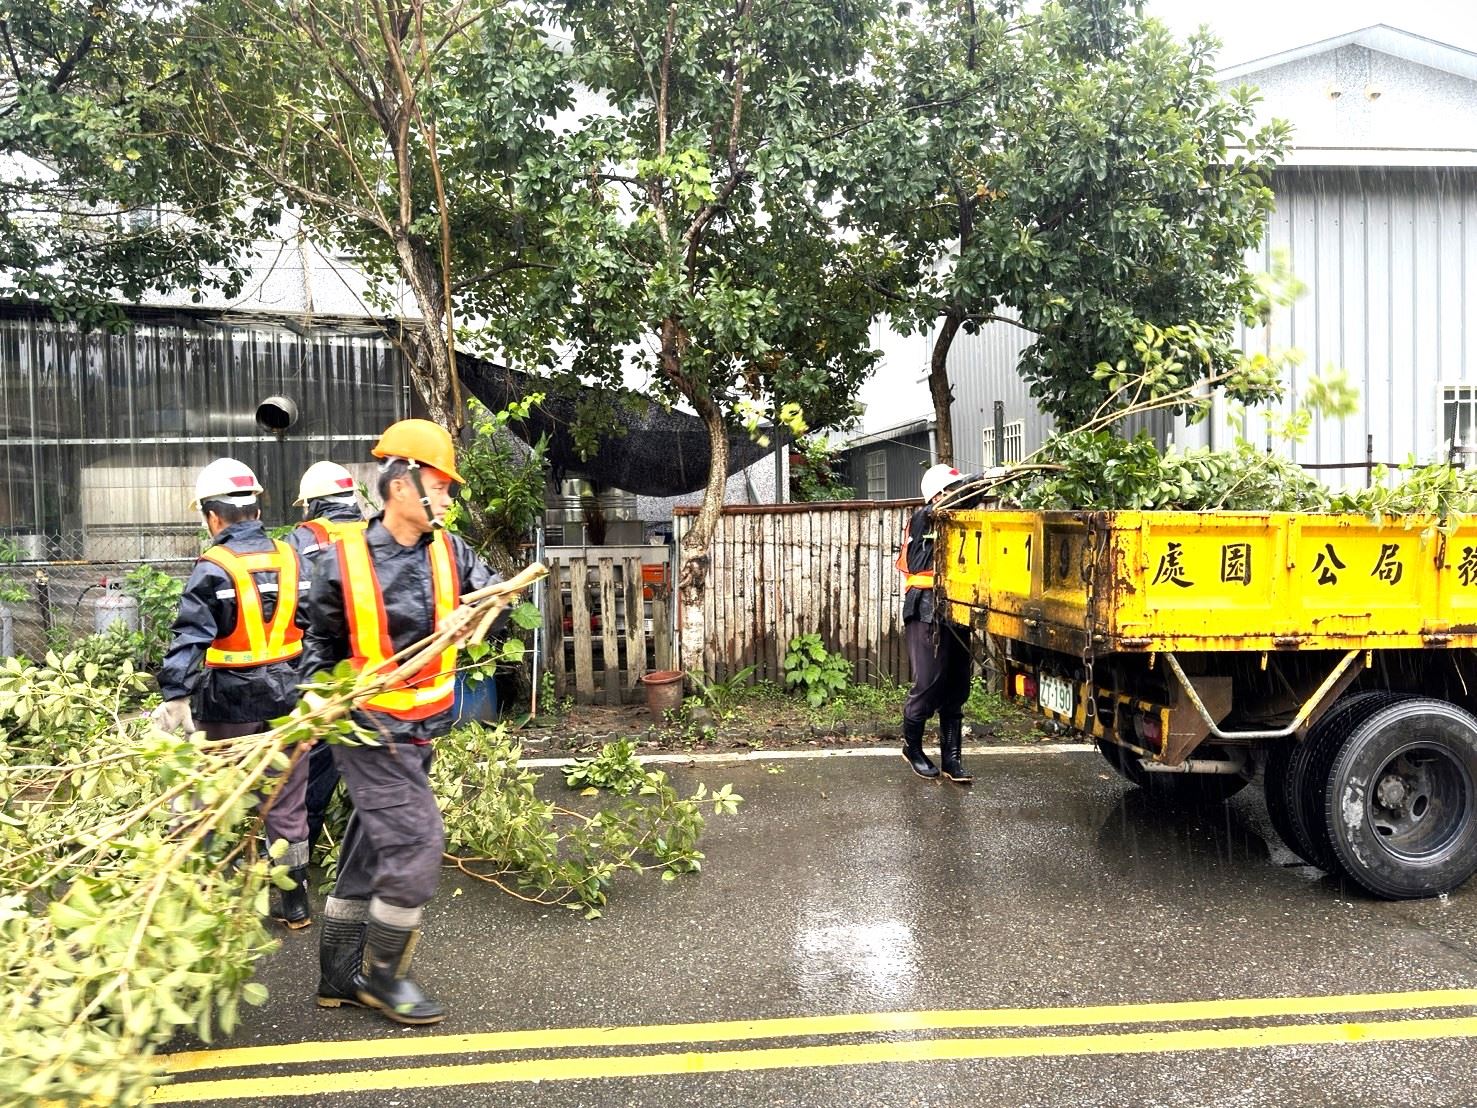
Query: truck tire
1262 742 1305 861
1321 698 1477 900
1269 692 1411 867
1094 739 1249 805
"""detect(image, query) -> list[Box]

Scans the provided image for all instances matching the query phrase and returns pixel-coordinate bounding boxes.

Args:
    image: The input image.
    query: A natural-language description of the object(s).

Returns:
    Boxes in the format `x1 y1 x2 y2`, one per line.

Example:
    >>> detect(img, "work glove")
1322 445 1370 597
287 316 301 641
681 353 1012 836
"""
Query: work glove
150 697 196 736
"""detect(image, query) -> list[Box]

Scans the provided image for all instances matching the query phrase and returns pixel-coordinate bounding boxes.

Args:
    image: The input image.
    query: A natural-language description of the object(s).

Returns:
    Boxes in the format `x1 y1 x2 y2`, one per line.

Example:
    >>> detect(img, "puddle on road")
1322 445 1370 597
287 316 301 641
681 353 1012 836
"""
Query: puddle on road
794 918 919 1002
1092 787 1273 881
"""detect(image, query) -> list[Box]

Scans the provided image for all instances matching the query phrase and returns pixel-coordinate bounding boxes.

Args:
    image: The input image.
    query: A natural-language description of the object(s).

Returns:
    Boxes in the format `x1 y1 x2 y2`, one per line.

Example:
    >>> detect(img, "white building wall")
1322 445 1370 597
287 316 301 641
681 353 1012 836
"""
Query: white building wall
1178 166 1477 486
1223 36 1477 167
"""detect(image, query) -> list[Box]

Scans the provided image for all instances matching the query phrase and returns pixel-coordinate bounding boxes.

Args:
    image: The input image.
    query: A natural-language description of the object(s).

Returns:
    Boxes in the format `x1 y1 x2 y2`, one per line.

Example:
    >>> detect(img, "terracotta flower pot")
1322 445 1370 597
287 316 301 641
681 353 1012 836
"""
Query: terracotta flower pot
640 669 685 717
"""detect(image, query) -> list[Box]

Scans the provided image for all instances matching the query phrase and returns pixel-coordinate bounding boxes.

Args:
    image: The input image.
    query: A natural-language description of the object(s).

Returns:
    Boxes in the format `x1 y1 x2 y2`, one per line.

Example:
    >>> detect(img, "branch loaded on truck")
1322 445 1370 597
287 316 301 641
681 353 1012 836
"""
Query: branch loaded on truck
937 508 1477 901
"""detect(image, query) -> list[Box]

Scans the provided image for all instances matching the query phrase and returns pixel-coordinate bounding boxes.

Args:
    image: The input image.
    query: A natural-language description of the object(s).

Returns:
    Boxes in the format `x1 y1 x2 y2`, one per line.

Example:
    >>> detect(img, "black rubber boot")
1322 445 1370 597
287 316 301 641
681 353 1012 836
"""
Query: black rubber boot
273 866 313 930
902 718 940 779
316 906 367 1009
353 919 446 1026
940 718 973 785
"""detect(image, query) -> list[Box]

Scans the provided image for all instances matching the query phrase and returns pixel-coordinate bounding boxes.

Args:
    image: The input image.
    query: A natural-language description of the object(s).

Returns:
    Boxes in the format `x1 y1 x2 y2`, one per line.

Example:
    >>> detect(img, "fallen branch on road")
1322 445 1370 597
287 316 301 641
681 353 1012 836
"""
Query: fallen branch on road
0 564 548 1107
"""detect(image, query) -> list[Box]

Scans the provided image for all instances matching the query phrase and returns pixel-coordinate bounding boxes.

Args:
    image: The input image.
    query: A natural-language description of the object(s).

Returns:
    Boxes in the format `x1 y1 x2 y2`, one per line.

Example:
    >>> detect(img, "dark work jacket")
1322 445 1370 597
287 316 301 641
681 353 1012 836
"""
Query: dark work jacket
284 500 366 569
156 520 310 723
301 516 496 743
901 504 940 626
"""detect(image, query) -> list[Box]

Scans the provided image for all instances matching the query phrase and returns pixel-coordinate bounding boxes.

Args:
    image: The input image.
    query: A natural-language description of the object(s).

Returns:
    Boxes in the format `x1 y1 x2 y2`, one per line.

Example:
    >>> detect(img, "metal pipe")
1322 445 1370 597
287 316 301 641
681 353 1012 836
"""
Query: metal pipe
1139 756 1249 776
1162 649 1363 742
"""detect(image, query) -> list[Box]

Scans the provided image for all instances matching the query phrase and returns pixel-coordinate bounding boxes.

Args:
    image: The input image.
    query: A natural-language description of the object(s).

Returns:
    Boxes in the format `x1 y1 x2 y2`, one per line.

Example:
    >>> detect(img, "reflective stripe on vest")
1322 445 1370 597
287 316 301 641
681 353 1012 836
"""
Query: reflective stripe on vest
300 517 367 555
200 541 304 668
895 520 934 590
338 529 460 721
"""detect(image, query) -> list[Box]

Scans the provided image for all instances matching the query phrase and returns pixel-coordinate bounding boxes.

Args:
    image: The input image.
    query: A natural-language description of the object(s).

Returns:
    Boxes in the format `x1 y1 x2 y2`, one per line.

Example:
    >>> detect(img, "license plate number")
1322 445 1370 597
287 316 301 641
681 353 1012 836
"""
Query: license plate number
1038 674 1074 717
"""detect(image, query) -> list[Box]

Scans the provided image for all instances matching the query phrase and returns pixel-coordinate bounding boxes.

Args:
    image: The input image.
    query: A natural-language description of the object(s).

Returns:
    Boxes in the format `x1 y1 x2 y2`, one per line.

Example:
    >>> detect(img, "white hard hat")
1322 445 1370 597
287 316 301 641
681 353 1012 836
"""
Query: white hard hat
192 457 263 511
921 463 965 502
295 460 357 506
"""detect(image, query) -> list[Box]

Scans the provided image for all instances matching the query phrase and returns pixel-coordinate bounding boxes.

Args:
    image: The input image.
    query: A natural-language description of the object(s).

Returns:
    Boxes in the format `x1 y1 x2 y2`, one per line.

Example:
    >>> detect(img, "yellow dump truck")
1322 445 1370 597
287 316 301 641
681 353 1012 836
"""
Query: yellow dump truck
937 509 1477 900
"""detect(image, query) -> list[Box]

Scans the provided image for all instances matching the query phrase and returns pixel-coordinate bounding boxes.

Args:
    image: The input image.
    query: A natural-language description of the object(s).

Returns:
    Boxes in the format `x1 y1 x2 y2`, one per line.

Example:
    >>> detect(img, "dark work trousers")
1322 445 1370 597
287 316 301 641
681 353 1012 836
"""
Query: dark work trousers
903 619 972 729
331 742 443 909
202 719 311 846
305 741 343 853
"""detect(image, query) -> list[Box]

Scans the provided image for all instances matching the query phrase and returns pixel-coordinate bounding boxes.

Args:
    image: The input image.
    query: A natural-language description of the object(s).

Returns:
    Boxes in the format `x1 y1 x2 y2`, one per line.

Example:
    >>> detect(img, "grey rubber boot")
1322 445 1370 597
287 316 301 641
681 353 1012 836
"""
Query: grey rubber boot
353 919 446 1026
316 898 367 1009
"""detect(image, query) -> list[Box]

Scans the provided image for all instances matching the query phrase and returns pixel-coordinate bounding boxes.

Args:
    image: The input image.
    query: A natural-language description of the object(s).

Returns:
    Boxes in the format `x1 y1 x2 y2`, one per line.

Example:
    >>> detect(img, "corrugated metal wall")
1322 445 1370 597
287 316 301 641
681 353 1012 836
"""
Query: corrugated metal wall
0 305 411 559
942 316 1052 470
1191 166 1477 483
940 166 1477 476
835 429 934 500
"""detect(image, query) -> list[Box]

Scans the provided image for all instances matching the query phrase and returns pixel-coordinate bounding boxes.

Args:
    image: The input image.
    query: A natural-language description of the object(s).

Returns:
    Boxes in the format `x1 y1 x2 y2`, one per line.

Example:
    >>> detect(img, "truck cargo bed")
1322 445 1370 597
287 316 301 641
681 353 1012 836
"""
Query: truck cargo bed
938 510 1477 654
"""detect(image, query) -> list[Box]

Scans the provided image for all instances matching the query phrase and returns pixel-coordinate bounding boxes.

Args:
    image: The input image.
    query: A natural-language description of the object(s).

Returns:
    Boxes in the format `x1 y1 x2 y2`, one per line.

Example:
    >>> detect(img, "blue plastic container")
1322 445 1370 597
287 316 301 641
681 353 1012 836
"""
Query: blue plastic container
451 673 499 724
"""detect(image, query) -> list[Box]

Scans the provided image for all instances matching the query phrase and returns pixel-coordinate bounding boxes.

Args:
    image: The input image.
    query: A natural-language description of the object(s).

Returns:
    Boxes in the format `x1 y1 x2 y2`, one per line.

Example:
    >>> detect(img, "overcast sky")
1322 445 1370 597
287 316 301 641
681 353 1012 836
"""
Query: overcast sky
1146 0 1477 67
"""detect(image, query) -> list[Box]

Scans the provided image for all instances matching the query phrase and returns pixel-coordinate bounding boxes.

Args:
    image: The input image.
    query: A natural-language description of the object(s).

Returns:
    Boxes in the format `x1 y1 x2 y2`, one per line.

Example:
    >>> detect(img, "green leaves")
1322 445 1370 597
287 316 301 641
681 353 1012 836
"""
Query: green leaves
432 724 740 909
1001 432 1332 513
564 739 647 794
781 633 852 708
445 397 549 573
1 696 282 1105
839 0 1290 431
123 565 184 669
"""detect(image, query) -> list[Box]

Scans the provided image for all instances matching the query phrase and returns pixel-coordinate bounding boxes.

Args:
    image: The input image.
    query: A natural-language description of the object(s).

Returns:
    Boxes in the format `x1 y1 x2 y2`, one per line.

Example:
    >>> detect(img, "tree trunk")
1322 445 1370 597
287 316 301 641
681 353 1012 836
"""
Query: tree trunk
656 315 729 673
929 311 963 465
394 230 462 432
677 392 728 673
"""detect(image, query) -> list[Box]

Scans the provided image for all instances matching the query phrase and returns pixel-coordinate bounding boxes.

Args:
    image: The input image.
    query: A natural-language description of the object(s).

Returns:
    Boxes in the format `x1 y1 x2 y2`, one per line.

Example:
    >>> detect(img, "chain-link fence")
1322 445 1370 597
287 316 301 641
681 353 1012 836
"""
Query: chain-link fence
0 531 196 659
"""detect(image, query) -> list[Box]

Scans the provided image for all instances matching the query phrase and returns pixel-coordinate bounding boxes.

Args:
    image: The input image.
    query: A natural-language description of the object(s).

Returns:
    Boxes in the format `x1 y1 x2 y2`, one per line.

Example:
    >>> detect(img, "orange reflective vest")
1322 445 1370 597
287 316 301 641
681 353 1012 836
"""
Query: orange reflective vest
300 516 367 553
338 529 460 721
895 519 934 590
200 541 304 668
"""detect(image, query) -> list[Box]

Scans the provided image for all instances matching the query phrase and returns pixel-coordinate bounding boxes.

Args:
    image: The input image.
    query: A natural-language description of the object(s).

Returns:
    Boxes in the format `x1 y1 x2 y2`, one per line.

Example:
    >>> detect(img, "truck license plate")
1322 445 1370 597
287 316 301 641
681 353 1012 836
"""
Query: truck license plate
1038 674 1074 717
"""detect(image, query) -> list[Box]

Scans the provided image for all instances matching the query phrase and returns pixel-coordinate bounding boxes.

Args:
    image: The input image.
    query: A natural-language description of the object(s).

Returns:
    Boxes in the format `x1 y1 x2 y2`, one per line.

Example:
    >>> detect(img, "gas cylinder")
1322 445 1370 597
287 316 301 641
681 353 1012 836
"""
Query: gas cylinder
93 591 140 635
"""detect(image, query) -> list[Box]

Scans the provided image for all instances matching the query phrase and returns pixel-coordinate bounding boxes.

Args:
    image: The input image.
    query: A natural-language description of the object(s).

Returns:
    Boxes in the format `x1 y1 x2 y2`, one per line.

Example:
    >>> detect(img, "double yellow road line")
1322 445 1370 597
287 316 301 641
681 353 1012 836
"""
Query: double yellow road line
152 988 1477 1102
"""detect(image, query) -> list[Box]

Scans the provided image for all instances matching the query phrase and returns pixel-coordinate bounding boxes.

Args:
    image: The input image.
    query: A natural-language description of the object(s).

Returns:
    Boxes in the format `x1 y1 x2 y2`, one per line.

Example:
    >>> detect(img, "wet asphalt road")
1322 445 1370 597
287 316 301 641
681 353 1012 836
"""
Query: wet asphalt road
155 746 1477 1107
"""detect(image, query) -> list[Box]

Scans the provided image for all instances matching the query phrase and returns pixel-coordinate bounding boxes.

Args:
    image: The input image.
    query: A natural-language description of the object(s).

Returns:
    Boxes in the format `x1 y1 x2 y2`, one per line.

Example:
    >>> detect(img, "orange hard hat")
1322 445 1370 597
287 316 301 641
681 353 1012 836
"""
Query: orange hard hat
371 419 465 485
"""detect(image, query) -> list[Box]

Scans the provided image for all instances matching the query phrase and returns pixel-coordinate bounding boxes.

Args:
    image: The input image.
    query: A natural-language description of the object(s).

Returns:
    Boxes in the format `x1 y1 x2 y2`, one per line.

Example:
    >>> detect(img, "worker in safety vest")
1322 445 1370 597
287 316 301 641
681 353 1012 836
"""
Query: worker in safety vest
897 463 974 785
151 457 316 926
285 461 367 857
303 418 497 1026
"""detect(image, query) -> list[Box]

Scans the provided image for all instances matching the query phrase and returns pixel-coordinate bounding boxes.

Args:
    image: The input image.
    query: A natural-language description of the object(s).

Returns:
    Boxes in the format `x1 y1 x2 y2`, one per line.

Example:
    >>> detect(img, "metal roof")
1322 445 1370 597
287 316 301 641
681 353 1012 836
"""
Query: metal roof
1219 24 1477 84
843 416 933 450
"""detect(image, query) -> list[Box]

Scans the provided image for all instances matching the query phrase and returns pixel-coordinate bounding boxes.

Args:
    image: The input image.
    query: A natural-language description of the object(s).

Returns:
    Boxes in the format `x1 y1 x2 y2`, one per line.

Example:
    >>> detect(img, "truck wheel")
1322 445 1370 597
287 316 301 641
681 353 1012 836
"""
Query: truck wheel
1293 692 1414 872
1095 739 1249 804
1269 692 1410 867
1263 743 1307 862
1322 699 1477 899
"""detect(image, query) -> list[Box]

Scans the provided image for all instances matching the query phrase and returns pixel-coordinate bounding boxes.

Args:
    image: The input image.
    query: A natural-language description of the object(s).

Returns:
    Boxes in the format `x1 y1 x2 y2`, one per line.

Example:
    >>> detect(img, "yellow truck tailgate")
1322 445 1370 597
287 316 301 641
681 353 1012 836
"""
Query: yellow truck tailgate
938 510 1477 653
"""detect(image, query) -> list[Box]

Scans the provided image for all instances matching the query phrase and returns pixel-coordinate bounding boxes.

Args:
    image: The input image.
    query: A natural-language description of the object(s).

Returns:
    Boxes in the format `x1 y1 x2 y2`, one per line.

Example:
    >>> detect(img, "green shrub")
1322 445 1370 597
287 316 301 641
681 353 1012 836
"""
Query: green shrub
782 633 851 707
123 565 184 669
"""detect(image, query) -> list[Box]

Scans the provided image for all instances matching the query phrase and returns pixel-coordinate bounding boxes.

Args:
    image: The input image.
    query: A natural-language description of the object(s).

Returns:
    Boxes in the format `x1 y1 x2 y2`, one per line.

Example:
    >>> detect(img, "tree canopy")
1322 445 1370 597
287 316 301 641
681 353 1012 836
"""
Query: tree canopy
0 0 1291 615
0 0 264 319
169 0 572 429
503 0 887 604
840 0 1289 461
